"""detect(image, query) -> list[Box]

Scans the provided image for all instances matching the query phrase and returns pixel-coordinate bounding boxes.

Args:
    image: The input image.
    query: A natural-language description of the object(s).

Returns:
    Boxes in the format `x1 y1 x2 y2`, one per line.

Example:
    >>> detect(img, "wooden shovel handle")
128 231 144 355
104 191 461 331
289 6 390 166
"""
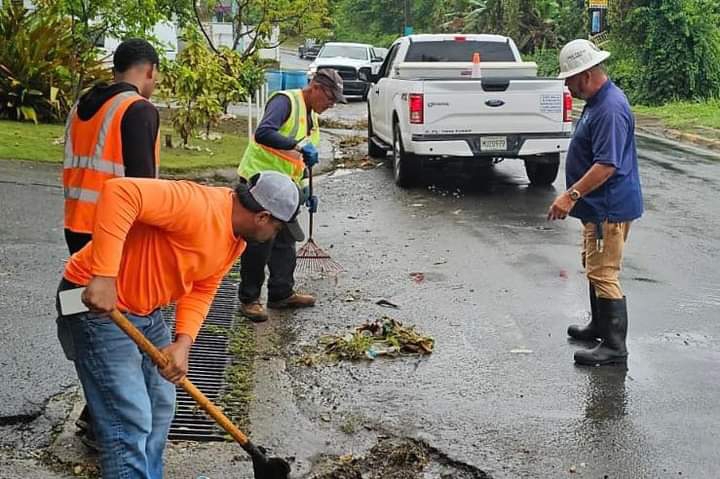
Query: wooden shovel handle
109 309 250 447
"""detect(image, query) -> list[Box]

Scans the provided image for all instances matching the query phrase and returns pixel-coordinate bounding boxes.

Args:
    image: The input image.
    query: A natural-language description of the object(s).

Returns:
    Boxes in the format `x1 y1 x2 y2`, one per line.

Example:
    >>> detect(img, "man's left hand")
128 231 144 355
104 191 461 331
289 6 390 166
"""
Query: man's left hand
300 144 319 167
159 335 192 384
547 192 576 220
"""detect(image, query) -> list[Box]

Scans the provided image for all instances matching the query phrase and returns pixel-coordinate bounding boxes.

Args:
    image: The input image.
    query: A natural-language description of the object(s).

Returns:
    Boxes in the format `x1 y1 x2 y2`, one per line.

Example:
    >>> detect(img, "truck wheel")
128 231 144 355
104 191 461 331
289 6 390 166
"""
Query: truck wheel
392 121 421 188
367 108 386 159
525 154 560 186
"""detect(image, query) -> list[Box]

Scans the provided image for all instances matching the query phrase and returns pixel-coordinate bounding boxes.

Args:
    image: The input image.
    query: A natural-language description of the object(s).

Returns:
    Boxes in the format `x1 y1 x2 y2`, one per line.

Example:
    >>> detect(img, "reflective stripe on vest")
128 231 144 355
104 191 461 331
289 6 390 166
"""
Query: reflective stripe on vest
63 90 145 233
237 89 320 183
63 91 137 176
64 187 99 203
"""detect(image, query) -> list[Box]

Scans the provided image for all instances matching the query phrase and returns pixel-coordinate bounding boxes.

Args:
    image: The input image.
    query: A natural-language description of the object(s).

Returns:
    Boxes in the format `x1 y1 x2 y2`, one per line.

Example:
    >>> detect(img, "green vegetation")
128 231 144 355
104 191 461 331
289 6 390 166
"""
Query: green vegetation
218 319 257 431
0 119 247 173
634 100 720 131
0 4 109 123
330 0 586 51
329 0 720 106
157 31 264 146
608 0 720 104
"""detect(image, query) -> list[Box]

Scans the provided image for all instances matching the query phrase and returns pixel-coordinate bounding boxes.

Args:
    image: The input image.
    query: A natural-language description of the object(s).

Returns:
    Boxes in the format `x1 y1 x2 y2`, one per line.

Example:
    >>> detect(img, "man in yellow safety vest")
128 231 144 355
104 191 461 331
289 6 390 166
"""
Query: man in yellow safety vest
237 69 346 322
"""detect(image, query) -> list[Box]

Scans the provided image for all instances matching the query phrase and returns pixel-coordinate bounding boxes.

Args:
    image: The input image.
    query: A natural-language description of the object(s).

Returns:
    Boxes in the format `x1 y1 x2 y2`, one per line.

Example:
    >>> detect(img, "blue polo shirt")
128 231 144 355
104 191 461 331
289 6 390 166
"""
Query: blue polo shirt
566 80 643 223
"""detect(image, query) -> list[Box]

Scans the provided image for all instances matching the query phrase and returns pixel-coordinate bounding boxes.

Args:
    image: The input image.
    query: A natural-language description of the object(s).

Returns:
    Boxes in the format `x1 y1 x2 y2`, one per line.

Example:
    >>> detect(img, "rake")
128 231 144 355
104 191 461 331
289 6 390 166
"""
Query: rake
296 166 343 276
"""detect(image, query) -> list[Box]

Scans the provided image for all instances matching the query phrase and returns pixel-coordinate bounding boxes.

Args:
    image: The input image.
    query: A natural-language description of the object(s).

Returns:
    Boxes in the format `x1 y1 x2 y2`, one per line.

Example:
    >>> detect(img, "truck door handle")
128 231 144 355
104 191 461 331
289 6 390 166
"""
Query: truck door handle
374 89 380 94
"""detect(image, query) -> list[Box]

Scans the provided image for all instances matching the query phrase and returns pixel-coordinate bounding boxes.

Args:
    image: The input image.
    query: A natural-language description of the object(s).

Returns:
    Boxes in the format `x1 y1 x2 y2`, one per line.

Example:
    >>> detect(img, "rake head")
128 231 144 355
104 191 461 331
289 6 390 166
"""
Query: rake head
296 238 343 276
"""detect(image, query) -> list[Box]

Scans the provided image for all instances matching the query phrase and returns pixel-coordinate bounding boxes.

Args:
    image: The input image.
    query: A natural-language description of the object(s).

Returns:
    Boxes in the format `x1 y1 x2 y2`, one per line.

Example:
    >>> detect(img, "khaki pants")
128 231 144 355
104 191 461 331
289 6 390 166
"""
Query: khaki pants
581 221 631 299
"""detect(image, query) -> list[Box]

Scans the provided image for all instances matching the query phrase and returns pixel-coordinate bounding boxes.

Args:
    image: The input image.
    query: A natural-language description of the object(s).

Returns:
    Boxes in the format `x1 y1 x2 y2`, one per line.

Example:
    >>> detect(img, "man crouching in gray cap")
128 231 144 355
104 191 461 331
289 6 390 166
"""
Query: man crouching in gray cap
236 69 347 323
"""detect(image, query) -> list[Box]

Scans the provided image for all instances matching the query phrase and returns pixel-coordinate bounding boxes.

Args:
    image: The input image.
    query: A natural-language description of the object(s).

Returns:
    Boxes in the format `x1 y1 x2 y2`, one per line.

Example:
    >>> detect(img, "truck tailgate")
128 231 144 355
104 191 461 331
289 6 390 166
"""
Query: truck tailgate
419 79 565 135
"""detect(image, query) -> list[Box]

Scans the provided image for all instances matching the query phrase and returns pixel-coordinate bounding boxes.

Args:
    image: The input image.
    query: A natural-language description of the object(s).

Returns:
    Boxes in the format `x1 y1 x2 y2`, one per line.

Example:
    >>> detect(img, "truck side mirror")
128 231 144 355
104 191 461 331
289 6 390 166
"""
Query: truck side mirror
359 67 375 83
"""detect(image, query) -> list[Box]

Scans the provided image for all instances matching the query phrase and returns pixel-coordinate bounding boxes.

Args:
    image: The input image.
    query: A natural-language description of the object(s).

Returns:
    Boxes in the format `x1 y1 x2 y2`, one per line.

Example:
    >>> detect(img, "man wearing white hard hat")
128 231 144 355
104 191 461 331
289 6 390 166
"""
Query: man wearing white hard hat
547 39 643 367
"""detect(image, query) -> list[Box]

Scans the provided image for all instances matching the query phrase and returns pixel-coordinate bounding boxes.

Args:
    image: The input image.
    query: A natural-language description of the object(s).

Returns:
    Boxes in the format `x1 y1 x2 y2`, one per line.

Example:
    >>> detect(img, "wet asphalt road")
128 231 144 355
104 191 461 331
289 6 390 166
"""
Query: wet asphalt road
273 131 720 477
1 96 719 477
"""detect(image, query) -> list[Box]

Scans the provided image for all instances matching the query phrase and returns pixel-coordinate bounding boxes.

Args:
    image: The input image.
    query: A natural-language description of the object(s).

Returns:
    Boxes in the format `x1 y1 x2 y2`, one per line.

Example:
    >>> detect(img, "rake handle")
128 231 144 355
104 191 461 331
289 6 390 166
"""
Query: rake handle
109 310 254 449
307 165 314 240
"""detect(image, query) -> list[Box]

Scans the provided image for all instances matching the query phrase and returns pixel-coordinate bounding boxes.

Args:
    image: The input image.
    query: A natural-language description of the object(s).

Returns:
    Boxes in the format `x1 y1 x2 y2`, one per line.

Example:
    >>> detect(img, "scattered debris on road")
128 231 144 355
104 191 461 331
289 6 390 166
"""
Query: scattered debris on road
409 272 425 283
310 437 490 479
375 299 399 309
303 317 434 363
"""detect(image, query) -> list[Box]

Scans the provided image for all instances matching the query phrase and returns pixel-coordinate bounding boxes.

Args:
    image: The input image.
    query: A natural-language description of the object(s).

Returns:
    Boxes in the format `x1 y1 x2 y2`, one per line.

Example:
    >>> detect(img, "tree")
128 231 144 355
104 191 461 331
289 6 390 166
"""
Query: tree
615 0 720 103
32 0 187 101
191 0 330 59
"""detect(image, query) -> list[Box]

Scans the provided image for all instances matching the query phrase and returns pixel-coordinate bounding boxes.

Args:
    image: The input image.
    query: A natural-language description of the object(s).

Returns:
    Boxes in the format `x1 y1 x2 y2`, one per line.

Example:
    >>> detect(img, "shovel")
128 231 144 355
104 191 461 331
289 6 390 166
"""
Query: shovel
109 309 291 479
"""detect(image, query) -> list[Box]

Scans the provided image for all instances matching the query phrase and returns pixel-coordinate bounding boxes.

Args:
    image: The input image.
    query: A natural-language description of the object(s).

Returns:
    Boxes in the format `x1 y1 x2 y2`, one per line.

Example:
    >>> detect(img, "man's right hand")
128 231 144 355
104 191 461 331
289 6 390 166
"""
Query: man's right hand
82 276 118 313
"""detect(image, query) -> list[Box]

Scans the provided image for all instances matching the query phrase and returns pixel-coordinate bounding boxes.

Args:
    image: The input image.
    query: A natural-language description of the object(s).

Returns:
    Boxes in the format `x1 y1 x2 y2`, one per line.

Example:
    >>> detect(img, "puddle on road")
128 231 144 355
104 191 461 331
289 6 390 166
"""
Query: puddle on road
309 436 490 479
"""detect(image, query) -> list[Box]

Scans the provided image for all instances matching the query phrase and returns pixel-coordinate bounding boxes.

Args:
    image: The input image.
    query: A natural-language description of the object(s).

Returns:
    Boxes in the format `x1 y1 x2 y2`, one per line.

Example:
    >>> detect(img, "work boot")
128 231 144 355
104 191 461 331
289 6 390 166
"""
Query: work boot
239 301 269 323
567 283 601 341
574 297 628 366
267 292 316 309
78 427 100 452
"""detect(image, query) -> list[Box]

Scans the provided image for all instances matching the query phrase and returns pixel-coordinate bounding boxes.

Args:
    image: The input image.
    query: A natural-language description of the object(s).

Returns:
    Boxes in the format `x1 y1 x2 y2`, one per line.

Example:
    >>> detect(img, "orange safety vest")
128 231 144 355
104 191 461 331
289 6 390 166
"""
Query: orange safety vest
63 90 160 234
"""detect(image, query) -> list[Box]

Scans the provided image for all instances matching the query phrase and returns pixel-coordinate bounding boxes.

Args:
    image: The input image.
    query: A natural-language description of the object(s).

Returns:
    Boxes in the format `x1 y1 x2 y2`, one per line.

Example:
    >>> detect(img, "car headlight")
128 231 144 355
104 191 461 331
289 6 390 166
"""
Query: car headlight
308 66 317 75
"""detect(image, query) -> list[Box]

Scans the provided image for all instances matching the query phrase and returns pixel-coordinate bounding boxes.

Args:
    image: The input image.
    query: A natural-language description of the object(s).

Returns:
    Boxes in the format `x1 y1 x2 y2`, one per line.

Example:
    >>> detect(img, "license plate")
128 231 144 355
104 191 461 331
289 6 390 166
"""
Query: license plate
480 136 507 151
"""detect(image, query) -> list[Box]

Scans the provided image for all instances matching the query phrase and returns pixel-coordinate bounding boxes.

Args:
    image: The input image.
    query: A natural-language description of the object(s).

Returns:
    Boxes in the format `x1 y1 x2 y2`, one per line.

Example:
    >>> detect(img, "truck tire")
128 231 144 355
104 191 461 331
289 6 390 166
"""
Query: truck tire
392 121 421 188
367 108 386 159
525 154 560 186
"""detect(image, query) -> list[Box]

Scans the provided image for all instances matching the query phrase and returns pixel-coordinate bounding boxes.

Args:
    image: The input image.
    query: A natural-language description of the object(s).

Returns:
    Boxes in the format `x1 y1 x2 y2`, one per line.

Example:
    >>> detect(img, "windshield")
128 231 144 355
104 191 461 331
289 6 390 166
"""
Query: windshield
319 45 368 60
405 40 515 62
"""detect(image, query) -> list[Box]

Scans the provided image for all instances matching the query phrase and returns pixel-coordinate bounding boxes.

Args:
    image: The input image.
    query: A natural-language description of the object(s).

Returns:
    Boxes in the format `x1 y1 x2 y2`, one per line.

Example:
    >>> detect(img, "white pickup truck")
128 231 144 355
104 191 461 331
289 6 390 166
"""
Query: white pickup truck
361 34 573 187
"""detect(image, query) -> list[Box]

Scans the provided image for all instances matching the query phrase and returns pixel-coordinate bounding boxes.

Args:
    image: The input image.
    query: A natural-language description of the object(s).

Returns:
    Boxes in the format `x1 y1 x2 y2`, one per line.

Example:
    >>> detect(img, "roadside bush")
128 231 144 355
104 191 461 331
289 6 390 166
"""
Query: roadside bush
0 4 109 123
524 48 559 77
618 0 720 104
158 30 266 145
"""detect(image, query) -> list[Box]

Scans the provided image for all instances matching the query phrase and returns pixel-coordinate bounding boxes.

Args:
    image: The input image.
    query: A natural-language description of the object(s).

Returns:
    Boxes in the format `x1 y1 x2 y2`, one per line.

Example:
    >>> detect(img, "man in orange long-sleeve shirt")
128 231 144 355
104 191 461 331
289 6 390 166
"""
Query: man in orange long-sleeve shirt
55 171 300 479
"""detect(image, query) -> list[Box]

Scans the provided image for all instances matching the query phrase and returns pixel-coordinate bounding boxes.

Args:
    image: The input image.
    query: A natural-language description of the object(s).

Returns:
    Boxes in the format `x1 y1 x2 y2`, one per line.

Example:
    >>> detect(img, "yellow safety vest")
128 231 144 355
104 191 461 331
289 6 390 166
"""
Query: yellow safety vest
237 89 320 184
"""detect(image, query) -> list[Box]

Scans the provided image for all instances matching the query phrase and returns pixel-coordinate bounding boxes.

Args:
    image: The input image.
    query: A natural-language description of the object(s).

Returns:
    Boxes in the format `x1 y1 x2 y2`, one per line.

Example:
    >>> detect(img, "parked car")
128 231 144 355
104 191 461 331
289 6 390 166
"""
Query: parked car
308 42 384 97
374 47 389 60
361 34 573 187
298 39 321 60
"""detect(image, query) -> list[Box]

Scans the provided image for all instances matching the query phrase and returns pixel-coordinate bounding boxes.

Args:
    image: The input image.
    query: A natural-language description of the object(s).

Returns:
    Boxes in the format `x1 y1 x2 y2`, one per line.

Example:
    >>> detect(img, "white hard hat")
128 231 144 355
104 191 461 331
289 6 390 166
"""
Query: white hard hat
558 39 611 79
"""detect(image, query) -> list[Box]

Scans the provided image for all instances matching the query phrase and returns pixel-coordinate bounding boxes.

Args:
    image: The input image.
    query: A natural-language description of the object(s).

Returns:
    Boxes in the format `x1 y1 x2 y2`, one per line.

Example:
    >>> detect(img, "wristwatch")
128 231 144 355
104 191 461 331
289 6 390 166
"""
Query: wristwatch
568 188 582 201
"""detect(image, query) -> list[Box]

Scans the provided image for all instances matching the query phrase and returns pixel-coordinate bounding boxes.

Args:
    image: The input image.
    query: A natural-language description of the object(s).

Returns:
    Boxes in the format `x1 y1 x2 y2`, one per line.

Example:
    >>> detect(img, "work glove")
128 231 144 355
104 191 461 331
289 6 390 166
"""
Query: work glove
306 195 319 214
300 143 319 168
300 185 310 204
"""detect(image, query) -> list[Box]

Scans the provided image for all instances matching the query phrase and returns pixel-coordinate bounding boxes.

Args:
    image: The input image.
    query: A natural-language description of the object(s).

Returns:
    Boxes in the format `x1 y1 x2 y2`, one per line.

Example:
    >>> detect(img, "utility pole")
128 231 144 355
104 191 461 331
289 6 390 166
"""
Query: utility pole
403 0 413 36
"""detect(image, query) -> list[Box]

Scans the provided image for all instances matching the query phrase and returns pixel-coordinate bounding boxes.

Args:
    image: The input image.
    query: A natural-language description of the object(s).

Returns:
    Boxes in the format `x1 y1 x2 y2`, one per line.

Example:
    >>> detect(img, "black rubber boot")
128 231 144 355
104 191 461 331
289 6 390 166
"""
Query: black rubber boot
574 297 628 366
567 283 601 341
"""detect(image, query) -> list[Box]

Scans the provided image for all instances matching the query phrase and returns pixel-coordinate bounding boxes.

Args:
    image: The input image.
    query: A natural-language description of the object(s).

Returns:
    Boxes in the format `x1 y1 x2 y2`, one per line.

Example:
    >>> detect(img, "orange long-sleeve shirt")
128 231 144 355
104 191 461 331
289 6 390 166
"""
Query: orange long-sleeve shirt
64 178 246 340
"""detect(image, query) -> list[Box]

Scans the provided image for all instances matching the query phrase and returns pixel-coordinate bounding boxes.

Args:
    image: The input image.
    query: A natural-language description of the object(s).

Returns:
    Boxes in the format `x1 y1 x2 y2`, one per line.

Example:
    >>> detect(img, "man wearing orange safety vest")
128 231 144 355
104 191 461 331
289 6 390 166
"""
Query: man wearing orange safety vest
63 38 160 254
236 69 346 322
61 38 160 450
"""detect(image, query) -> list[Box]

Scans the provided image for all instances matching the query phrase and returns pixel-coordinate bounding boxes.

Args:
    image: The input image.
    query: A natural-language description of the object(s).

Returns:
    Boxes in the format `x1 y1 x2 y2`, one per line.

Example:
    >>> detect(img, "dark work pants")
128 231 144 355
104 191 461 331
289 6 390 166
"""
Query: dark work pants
63 229 94 434
239 224 297 303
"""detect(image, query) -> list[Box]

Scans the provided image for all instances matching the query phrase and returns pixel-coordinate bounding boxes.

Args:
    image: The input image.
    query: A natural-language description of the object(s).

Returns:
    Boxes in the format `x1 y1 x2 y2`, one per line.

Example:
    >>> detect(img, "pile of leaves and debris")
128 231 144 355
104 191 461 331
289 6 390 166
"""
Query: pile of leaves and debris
305 317 434 364
310 436 490 479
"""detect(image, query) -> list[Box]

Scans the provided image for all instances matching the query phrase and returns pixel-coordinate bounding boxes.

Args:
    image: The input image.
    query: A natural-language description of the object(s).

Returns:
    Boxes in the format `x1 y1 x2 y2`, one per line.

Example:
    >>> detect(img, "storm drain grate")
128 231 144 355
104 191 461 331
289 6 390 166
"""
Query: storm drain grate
164 264 242 442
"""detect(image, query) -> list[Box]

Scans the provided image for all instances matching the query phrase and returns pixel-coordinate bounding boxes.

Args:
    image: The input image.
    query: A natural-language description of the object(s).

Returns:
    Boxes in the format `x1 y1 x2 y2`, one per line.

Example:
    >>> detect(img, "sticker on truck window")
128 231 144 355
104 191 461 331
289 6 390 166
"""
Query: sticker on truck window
540 95 562 113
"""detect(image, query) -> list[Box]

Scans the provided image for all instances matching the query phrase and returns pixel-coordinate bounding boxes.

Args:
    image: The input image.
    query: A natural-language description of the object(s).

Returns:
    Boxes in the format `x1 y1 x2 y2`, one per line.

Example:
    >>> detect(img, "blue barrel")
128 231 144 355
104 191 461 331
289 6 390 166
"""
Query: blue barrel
265 70 283 93
282 70 309 90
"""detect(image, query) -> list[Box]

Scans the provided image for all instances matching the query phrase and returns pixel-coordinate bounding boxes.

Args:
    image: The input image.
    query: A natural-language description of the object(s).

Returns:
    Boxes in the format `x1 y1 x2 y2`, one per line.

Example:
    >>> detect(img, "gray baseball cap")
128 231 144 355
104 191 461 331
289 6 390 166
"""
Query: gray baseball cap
244 171 305 242
313 68 347 104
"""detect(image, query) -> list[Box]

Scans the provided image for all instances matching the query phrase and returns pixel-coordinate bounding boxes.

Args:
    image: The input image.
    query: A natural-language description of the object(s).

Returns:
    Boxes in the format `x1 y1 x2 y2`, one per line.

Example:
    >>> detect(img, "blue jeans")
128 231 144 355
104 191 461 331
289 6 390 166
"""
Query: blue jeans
57 308 176 479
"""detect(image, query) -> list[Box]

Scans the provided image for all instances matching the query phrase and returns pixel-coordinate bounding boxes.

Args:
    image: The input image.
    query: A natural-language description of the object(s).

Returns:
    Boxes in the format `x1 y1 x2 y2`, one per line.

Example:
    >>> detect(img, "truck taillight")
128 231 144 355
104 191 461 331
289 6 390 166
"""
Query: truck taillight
563 90 572 123
409 93 424 124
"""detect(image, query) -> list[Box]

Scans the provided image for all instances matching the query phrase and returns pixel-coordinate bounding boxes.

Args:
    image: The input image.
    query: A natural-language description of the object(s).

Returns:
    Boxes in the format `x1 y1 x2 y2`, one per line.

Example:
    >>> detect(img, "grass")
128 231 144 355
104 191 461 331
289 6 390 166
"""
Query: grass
0 119 248 173
218 318 256 432
633 99 720 132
